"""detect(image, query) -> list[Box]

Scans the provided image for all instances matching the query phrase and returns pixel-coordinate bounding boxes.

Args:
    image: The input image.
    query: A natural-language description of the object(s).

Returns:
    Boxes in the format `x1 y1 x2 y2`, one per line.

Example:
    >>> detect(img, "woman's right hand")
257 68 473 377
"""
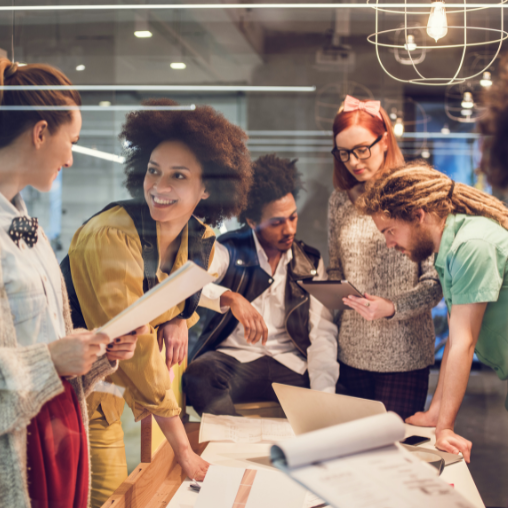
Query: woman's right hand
48 331 110 377
178 449 210 482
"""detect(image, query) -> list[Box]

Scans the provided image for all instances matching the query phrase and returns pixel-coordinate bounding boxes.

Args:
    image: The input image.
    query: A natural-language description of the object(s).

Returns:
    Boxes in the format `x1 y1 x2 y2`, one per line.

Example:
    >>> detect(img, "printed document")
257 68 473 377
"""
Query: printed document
199 413 295 444
194 465 307 508
271 412 477 508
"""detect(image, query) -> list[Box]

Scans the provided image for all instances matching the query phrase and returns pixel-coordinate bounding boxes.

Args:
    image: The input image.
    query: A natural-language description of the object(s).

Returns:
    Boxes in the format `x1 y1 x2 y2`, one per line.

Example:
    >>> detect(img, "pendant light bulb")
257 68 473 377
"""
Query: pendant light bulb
404 34 417 51
427 1 448 42
393 117 404 137
480 71 493 88
461 91 474 109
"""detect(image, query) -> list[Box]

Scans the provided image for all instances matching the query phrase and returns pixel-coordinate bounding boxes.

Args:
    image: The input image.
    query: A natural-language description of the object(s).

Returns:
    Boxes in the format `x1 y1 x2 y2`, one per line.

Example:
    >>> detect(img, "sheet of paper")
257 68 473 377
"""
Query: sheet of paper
271 412 405 468
199 414 295 444
194 465 306 508
98 261 215 341
279 445 476 508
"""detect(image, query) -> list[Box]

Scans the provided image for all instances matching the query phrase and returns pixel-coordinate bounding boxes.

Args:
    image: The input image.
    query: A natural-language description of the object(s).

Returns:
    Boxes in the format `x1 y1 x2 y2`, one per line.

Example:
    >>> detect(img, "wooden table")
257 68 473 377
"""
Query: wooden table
100 422 205 508
102 422 485 508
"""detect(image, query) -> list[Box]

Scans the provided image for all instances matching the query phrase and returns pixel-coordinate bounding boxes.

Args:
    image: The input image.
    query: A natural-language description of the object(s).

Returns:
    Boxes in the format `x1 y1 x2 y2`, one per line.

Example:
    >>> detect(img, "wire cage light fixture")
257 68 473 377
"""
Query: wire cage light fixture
383 96 432 156
392 24 427 65
367 0 508 86
445 52 496 122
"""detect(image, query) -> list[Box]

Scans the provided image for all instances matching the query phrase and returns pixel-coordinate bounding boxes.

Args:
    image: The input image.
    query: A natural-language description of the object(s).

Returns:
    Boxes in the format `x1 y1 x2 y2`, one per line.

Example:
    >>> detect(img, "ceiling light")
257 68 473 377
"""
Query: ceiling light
389 107 398 121
480 71 493 88
461 91 474 109
99 101 111 107
0 104 196 111
427 1 448 42
421 148 430 158
0 85 315 93
441 124 450 134
76 64 85 71
170 62 186 70
134 30 152 38
461 108 473 117
404 34 417 51
393 117 404 137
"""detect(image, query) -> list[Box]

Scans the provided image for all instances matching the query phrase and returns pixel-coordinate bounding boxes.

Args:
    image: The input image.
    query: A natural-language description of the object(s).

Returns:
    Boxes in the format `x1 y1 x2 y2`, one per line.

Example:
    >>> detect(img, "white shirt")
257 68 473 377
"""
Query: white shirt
200 230 339 393
0 193 65 346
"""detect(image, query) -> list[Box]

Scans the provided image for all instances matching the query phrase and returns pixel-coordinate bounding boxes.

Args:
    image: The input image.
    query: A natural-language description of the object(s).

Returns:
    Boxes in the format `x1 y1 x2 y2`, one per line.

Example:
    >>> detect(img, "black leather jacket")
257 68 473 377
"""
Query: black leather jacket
190 226 321 361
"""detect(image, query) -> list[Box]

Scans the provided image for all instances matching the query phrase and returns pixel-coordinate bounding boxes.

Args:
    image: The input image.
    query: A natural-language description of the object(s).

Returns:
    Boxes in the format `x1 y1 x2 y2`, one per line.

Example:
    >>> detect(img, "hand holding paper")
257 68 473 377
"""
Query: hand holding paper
96 261 216 354
105 324 147 361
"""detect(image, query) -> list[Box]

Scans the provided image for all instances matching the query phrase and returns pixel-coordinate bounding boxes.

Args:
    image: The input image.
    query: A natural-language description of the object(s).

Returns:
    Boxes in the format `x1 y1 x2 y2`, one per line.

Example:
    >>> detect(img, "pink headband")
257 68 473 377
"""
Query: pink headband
343 95 383 121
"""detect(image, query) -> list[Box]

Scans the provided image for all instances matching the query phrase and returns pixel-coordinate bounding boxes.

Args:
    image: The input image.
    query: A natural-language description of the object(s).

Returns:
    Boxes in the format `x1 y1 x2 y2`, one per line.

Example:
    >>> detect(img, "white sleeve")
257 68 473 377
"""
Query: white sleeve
306 258 340 393
198 242 231 314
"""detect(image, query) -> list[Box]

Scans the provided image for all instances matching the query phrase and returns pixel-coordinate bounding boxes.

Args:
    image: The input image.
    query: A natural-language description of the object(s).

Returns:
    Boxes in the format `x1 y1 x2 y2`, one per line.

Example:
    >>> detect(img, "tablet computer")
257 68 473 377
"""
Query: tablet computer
298 280 364 310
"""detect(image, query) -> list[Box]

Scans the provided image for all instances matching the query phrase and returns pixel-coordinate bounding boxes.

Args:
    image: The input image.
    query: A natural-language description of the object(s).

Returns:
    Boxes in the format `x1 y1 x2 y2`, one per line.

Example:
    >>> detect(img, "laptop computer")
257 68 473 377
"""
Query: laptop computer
272 383 386 435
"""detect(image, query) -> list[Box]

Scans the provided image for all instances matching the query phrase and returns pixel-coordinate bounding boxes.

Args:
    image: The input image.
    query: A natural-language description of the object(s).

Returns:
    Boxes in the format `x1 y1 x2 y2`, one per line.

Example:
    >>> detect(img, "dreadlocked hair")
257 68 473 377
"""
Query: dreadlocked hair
356 160 508 229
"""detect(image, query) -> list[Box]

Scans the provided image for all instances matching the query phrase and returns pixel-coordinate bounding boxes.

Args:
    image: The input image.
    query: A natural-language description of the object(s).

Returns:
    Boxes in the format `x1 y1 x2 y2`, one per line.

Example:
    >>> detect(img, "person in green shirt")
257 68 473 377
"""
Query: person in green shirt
355 160 508 463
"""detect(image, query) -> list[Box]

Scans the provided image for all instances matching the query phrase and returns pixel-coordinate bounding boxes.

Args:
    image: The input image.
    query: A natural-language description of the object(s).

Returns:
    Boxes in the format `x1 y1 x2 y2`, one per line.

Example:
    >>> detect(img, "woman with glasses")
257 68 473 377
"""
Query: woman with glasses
328 95 442 419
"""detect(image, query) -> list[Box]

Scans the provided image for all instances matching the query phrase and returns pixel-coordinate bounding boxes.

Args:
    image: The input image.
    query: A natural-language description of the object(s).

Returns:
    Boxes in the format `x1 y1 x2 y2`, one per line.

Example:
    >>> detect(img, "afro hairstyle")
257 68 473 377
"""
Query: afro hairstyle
239 154 303 225
120 98 252 227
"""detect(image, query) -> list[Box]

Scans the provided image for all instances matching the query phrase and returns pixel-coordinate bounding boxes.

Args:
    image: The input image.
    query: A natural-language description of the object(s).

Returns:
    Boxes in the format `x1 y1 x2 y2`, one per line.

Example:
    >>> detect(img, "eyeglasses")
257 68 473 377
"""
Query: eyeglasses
331 135 383 163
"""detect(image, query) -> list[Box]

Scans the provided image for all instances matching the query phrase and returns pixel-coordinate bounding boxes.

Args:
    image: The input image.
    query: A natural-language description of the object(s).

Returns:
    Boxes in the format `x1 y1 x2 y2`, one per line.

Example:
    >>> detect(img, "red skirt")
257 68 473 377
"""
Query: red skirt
26 378 89 508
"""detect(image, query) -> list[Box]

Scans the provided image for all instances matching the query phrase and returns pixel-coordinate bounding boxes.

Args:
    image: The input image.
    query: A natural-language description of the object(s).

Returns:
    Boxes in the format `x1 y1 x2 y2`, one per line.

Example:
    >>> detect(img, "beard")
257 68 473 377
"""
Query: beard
396 225 435 263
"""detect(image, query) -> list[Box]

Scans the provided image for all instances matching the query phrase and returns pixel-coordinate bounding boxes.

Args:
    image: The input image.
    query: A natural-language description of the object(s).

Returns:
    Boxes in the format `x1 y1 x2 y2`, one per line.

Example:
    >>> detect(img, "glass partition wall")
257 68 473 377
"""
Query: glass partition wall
1 2 494 263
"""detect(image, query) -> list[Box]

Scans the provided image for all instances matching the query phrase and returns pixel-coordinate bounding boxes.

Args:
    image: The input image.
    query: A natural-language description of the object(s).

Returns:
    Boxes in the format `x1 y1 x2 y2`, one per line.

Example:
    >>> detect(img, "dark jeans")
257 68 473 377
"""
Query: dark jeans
337 361 430 421
183 351 310 416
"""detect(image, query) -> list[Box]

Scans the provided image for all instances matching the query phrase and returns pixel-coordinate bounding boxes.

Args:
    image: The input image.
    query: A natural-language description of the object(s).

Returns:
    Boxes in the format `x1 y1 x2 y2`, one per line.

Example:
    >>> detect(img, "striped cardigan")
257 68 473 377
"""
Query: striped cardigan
0 263 117 508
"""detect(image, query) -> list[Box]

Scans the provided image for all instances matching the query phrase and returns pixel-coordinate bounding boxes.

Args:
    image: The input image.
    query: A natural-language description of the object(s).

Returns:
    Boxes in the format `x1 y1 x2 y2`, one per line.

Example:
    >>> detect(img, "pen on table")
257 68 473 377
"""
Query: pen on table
189 479 201 492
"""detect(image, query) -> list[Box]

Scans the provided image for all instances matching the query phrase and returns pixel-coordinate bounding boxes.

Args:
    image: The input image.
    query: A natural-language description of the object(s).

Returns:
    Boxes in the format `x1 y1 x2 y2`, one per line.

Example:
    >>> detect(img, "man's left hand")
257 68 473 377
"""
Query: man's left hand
158 317 188 369
342 293 395 321
435 428 472 463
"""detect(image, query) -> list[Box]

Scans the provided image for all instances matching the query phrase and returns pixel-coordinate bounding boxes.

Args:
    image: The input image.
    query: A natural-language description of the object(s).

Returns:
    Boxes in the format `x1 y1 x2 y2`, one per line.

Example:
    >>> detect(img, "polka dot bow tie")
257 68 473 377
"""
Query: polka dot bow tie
8 216 39 248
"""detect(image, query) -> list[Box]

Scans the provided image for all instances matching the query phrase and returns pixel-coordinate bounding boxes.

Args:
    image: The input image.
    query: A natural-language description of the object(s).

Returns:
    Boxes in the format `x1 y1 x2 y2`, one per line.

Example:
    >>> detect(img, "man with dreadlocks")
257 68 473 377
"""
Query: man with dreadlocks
357 160 508 463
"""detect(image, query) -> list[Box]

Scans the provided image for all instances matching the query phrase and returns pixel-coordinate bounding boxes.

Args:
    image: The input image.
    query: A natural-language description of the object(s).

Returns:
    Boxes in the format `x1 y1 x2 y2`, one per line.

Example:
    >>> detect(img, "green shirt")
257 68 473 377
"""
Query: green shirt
435 214 508 385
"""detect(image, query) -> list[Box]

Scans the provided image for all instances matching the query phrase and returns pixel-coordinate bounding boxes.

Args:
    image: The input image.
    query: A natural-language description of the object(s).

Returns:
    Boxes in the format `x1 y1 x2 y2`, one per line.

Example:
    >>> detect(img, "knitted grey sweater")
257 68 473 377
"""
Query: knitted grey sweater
0 266 117 508
328 190 443 372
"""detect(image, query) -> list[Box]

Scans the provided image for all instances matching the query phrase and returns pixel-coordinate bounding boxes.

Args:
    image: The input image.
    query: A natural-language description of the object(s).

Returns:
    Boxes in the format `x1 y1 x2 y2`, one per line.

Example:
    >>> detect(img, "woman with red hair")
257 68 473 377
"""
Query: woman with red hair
328 96 443 419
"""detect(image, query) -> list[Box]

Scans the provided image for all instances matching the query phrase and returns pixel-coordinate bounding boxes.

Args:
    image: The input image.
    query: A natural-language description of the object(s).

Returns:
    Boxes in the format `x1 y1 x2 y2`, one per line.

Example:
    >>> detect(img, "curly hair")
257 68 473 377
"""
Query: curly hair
356 160 508 229
120 98 252 227
238 154 303 224
478 54 508 189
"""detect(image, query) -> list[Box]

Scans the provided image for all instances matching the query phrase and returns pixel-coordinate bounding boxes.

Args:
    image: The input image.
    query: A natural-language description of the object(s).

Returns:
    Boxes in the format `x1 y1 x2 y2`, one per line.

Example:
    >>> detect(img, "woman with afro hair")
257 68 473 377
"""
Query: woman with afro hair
62 98 252 507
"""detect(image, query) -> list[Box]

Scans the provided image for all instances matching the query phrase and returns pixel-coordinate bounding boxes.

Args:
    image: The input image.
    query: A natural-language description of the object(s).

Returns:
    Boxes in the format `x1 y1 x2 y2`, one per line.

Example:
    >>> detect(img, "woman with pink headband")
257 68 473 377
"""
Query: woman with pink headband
328 96 443 419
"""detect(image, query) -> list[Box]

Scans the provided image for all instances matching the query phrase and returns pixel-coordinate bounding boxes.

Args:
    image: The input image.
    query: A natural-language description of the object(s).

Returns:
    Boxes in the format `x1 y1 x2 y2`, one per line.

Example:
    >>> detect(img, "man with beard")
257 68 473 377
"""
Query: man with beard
357 160 508 464
183 155 339 416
